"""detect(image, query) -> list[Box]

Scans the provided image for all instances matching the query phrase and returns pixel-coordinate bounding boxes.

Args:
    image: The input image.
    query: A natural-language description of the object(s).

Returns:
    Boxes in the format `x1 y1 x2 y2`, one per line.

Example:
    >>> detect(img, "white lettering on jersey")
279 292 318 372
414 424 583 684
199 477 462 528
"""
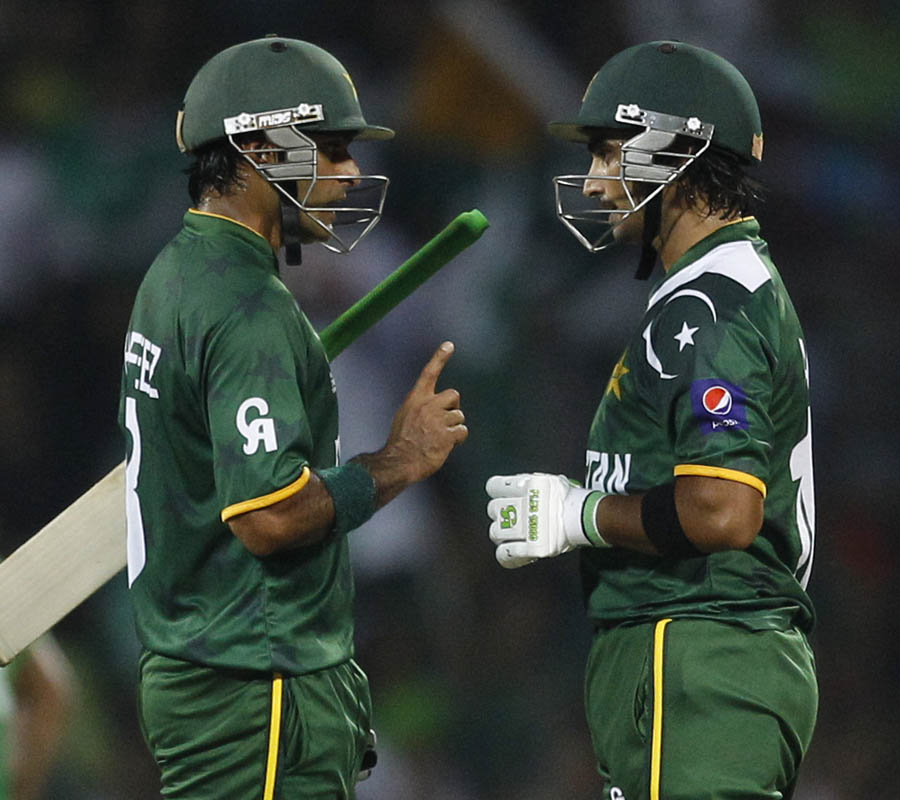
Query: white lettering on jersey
586 450 632 494
236 397 278 455
124 331 162 399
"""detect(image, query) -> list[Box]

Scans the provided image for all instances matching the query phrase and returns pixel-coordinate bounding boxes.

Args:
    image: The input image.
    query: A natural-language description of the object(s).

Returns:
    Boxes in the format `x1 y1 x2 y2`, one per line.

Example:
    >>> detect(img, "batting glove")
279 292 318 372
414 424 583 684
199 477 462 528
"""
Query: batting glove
486 473 611 568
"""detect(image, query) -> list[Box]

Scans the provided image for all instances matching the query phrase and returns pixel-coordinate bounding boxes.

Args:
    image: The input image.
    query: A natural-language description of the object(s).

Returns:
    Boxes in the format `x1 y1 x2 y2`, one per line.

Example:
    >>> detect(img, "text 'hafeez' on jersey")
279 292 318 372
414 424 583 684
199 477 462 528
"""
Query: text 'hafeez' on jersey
119 209 353 675
581 218 816 633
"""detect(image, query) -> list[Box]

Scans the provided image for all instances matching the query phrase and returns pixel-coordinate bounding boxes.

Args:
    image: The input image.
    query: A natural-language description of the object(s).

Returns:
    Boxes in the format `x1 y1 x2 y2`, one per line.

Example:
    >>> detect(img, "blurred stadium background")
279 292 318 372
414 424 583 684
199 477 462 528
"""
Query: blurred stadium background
1 0 898 797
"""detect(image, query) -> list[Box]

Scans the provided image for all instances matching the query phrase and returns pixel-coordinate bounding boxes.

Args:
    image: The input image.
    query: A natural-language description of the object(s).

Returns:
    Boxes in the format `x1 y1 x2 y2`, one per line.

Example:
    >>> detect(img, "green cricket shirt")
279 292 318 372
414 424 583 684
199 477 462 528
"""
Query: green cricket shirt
119 209 352 674
581 219 816 632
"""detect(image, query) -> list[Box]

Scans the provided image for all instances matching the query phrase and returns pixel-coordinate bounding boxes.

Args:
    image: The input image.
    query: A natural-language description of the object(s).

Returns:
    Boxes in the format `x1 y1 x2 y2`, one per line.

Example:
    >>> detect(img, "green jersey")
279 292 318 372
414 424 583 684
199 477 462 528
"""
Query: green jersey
119 210 352 674
581 219 815 632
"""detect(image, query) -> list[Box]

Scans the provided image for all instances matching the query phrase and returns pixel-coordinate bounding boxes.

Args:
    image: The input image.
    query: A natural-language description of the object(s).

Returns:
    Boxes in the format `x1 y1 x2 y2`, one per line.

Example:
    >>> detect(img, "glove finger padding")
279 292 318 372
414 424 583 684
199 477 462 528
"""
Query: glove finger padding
495 540 538 569
485 473 533 498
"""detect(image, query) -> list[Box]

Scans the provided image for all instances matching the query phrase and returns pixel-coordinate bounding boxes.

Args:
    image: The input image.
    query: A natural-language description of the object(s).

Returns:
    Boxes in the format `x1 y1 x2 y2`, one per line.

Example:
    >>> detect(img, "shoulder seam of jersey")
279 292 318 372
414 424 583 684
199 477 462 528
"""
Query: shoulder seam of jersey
648 240 771 311
220 466 311 522
673 464 767 498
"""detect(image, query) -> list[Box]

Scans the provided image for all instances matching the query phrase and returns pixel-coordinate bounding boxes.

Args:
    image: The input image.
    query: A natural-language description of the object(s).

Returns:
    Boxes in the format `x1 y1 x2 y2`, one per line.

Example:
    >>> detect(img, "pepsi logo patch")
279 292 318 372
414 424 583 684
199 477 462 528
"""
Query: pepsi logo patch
691 378 748 434
702 386 732 415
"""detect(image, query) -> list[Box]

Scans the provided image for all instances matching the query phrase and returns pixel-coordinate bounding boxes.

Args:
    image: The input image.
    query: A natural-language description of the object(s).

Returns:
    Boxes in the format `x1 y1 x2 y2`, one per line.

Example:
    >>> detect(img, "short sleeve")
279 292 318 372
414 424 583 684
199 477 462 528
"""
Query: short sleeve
642 289 774 495
203 289 315 515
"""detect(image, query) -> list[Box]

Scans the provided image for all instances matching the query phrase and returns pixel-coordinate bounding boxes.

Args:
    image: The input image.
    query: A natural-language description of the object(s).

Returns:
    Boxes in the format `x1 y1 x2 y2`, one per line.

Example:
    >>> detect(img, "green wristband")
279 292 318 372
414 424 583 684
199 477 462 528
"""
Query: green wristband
582 491 610 548
317 461 377 536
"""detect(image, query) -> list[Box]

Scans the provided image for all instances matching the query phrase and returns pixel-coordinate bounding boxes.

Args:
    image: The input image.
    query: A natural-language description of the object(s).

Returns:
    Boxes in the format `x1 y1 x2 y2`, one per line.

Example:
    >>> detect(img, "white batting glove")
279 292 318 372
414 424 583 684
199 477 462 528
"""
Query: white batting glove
486 473 611 568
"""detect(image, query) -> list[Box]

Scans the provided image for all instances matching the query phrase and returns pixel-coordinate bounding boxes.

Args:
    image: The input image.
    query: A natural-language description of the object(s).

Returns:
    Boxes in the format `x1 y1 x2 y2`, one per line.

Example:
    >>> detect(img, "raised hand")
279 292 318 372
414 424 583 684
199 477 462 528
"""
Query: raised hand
354 342 467 508
385 341 468 483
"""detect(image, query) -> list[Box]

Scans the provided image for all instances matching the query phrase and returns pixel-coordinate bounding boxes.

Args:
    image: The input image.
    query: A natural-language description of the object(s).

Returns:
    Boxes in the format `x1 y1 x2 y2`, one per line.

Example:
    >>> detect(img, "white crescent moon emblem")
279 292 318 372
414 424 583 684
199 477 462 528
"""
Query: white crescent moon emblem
643 289 719 379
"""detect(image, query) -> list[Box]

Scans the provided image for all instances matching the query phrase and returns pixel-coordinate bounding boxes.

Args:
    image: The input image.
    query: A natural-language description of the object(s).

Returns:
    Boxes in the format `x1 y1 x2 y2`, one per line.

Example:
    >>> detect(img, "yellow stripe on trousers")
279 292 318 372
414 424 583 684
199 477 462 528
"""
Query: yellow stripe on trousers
651 619 673 800
264 675 284 800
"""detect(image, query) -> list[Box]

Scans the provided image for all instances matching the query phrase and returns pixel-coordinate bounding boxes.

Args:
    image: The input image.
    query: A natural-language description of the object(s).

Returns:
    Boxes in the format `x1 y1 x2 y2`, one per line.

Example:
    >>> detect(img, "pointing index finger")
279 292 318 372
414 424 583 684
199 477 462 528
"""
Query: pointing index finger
414 341 455 394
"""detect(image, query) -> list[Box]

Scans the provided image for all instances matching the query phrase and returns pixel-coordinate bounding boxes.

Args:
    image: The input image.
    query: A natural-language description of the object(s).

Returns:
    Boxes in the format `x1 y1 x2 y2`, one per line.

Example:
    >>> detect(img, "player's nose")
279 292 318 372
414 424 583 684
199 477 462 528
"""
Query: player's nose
582 155 609 199
336 158 361 188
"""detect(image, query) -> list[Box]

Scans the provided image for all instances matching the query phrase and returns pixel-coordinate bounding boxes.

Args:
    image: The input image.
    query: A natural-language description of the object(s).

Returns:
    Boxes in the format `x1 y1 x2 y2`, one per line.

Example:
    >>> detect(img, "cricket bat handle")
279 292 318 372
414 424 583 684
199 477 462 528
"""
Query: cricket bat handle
319 209 490 360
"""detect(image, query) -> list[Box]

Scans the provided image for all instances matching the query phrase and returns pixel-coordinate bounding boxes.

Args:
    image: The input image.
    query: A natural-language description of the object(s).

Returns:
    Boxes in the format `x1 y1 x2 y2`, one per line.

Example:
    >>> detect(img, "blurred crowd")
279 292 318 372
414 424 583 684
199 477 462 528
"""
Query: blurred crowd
1 0 899 797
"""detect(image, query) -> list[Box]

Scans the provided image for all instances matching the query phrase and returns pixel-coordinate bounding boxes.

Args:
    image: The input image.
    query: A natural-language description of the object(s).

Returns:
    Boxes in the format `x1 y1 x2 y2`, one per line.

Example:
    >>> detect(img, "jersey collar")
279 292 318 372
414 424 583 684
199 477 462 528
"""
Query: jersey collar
184 209 278 267
663 217 761 281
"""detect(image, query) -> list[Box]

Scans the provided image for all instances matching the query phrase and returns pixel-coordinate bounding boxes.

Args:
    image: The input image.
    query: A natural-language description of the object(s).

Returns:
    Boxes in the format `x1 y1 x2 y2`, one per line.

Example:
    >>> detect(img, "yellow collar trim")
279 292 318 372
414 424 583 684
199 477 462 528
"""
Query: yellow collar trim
188 208 268 243
720 215 756 228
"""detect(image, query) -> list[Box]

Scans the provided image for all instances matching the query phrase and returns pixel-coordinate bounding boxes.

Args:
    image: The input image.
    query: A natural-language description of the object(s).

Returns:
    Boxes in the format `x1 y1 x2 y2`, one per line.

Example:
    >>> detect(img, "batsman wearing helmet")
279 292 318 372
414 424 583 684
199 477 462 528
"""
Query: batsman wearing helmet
487 42 817 798
120 36 467 798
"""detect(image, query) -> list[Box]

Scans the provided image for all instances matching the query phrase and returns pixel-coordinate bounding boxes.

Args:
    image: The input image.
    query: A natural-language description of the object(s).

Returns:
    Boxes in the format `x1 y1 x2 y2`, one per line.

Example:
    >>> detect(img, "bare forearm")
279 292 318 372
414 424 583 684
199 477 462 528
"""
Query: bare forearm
228 472 336 556
594 493 660 555
351 450 414 510
593 476 764 556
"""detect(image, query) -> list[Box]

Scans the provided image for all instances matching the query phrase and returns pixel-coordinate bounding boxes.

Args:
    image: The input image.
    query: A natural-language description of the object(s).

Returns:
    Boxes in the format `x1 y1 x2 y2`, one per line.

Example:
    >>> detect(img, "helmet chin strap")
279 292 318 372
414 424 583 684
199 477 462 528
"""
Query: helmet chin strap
280 196 303 266
634 192 661 280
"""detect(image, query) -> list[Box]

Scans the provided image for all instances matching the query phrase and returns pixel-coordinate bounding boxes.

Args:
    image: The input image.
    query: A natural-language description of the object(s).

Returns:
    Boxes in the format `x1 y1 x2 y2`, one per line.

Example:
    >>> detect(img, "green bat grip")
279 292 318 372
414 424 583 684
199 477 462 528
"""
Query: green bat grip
319 209 490 360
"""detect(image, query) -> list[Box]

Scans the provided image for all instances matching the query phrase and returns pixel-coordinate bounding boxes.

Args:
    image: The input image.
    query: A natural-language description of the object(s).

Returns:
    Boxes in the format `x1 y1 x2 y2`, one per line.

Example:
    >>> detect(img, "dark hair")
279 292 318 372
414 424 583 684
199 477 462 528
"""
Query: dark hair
676 145 765 219
185 134 262 204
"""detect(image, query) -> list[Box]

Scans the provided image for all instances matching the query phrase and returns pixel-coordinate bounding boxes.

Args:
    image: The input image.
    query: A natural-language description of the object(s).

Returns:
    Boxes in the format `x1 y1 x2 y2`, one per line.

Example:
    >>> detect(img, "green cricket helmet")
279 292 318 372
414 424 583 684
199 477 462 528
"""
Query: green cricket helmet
176 35 394 258
549 40 762 262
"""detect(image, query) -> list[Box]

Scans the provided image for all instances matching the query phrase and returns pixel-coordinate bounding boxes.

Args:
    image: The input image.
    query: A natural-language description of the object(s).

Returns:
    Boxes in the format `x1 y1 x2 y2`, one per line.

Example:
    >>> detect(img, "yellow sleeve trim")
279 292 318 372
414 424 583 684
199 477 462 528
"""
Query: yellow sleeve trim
673 464 767 498
220 467 311 522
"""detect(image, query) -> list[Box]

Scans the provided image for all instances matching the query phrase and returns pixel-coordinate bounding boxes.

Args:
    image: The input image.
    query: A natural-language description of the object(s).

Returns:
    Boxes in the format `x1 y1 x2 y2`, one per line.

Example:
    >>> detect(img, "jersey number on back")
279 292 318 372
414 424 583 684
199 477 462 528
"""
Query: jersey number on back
124 397 147 586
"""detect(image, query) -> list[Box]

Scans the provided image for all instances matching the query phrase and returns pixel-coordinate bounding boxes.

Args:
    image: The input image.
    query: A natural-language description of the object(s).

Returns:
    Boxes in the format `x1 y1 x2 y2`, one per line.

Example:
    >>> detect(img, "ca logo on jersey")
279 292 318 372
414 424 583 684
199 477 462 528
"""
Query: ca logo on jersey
237 397 278 455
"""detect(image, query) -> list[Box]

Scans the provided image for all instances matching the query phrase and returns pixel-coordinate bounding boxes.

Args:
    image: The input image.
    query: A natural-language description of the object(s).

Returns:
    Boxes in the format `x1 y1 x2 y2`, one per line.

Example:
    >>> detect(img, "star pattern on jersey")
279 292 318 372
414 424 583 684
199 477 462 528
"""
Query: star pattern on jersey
605 353 630 400
160 485 200 524
202 253 243 278
215 436 248 472
673 321 700 352
163 269 188 296
235 287 273 320
247 350 295 383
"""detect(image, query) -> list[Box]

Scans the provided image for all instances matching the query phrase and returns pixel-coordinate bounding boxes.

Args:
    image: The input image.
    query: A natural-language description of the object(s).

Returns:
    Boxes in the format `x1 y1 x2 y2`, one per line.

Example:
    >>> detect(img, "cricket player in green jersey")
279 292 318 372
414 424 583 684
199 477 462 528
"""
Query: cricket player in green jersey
487 42 817 799
120 37 467 799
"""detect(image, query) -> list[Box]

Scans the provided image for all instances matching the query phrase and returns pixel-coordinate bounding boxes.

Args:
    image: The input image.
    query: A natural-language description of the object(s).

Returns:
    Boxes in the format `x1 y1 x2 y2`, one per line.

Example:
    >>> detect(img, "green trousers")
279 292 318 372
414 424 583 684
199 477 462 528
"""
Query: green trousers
585 619 818 800
138 651 372 799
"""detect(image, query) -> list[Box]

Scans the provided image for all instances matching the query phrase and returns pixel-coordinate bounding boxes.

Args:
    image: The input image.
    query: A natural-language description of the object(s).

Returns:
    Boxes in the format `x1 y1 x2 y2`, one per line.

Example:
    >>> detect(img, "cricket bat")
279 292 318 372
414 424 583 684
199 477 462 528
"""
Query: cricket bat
0 209 489 665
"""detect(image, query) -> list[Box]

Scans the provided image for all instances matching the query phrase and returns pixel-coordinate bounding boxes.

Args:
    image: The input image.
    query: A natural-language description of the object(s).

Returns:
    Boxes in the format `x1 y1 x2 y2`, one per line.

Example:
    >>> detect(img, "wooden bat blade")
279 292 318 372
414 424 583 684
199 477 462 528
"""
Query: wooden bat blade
0 463 126 665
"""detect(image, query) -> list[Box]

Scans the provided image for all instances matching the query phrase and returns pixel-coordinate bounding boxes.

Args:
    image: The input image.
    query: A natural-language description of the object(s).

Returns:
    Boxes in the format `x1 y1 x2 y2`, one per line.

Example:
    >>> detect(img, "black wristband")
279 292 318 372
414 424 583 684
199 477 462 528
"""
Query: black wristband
641 482 703 558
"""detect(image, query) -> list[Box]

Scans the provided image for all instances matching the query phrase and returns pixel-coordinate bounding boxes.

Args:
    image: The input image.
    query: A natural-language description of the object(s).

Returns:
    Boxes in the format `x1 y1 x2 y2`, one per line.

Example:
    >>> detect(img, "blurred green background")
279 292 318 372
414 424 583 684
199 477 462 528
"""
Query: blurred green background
1 1 898 797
